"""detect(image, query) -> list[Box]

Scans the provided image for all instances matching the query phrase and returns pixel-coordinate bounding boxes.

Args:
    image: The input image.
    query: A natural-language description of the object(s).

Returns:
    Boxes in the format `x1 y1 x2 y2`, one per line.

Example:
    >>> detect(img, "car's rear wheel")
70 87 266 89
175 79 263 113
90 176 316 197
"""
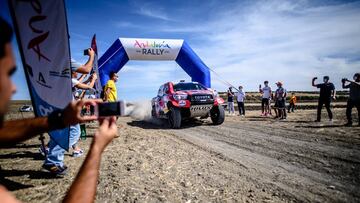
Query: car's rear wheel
210 105 225 125
168 107 181 129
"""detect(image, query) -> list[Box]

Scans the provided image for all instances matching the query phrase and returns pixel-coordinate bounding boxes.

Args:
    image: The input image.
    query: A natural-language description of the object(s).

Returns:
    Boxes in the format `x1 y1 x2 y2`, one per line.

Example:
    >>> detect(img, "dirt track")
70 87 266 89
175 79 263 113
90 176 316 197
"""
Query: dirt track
0 109 359 202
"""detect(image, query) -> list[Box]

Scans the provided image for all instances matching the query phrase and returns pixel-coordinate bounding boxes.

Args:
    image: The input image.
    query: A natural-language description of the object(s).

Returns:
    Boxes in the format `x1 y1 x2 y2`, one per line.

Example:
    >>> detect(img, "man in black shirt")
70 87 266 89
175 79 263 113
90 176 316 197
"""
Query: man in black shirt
342 73 360 126
312 76 336 122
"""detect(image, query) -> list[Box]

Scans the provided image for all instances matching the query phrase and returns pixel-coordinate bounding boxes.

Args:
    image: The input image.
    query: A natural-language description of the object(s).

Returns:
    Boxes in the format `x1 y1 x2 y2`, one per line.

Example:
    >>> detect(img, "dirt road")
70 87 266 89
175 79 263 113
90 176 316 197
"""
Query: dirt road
0 109 359 202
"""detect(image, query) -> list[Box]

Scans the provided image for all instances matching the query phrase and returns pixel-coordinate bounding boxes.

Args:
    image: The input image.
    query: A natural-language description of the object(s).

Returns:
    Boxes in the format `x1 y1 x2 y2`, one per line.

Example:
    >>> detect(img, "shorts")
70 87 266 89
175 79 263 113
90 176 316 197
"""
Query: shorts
262 98 269 106
275 99 286 109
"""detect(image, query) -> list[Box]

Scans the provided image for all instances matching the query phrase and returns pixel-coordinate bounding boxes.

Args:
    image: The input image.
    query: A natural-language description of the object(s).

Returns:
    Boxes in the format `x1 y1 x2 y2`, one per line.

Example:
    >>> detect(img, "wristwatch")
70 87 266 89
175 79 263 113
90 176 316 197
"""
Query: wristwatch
48 110 66 130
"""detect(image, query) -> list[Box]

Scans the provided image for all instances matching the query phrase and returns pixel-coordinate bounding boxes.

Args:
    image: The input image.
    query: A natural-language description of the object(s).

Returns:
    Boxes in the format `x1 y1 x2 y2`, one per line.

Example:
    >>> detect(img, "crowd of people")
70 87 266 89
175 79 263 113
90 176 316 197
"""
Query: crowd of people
226 74 360 126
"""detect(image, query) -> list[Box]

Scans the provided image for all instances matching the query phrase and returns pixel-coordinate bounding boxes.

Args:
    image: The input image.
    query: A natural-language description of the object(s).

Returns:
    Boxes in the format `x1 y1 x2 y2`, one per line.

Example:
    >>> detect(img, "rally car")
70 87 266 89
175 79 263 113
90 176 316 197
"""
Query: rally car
151 81 225 128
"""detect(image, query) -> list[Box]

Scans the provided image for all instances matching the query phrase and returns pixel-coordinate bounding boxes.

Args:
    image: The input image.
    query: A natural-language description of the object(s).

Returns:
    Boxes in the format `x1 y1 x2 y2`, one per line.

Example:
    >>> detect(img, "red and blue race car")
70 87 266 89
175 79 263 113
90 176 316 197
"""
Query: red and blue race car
151 81 225 128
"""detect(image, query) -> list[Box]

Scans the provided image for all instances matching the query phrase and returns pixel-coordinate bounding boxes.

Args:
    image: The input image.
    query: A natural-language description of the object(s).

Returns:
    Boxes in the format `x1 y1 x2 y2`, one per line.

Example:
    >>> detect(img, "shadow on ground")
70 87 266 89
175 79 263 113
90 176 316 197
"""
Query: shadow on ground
0 151 44 161
127 118 210 130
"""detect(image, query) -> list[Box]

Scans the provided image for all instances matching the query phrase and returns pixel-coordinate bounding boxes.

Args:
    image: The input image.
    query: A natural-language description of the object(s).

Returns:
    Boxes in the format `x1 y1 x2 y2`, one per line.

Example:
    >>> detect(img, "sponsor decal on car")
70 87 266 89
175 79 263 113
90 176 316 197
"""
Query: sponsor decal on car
178 100 186 106
190 105 213 117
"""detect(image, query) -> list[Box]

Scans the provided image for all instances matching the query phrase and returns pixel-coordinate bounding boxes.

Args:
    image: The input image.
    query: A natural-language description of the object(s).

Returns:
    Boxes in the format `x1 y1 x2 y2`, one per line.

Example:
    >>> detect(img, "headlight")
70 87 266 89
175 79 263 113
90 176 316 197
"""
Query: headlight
173 94 188 101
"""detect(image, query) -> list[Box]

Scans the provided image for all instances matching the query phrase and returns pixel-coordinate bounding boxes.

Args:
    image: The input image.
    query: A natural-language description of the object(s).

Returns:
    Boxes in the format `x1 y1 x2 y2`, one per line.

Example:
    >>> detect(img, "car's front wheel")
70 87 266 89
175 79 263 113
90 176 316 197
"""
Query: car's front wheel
168 107 181 129
151 105 157 118
210 105 225 125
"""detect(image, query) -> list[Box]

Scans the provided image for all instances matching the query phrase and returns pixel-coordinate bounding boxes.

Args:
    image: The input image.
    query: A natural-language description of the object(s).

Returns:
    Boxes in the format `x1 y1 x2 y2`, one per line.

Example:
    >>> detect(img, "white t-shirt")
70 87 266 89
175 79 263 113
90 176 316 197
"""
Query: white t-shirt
236 91 246 102
72 78 80 88
261 86 272 99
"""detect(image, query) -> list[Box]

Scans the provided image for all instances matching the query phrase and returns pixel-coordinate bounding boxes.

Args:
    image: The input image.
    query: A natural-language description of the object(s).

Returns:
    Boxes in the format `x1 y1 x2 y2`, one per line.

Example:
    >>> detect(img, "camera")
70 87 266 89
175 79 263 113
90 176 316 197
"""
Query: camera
95 101 125 117
83 49 89 56
341 78 347 83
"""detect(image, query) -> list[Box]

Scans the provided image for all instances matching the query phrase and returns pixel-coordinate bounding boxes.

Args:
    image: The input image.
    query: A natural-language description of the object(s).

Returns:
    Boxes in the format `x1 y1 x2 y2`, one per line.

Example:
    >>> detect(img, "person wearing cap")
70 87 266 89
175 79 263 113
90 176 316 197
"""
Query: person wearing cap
42 53 97 173
274 82 287 120
312 76 336 122
342 73 360 126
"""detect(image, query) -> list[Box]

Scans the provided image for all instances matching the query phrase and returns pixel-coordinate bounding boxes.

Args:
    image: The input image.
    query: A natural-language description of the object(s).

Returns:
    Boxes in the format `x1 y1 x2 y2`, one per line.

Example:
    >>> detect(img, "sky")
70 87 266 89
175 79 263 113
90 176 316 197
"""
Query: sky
1 0 360 101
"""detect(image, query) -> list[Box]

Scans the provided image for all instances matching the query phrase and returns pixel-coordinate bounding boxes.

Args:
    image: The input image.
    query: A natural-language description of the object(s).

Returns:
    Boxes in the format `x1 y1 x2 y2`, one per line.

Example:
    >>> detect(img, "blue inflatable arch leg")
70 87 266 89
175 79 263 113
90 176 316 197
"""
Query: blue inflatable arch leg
175 41 211 88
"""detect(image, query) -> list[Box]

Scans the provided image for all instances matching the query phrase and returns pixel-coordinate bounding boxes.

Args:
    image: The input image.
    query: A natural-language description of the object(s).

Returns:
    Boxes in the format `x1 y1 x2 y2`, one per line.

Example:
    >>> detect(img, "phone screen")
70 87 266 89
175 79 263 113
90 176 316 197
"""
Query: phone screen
98 102 121 117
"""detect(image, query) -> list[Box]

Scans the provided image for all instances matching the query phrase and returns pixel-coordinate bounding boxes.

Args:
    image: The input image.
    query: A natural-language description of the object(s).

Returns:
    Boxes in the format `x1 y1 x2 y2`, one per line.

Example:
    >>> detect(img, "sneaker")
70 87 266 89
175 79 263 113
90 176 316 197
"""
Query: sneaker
39 146 49 157
315 119 321 122
329 119 333 122
72 149 84 158
42 164 68 176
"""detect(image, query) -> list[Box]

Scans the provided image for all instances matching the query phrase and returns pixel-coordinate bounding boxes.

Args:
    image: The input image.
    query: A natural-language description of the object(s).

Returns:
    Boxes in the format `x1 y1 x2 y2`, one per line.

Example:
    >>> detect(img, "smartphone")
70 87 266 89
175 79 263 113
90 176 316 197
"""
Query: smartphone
83 49 89 56
95 101 125 117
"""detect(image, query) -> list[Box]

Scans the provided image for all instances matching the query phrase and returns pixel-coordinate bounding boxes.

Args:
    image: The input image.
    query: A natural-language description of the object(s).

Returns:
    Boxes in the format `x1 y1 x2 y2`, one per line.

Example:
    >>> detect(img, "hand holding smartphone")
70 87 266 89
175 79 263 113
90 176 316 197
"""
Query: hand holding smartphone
95 101 125 118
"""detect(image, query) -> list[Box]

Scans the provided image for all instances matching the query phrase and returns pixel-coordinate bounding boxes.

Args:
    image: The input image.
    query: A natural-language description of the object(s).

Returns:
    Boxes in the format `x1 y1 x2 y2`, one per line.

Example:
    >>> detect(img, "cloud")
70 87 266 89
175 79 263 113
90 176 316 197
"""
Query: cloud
132 2 175 21
186 0 360 91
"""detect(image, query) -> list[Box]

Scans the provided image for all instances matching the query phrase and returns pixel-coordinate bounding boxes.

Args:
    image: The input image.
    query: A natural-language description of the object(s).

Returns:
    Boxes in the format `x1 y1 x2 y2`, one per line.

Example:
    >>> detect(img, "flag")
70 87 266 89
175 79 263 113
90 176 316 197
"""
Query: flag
8 0 72 150
90 34 101 98
91 34 98 55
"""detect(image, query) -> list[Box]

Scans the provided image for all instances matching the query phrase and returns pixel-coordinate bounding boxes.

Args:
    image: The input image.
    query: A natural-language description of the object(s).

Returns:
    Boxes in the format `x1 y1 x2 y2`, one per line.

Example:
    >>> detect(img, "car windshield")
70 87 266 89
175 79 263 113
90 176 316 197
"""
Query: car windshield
173 83 206 91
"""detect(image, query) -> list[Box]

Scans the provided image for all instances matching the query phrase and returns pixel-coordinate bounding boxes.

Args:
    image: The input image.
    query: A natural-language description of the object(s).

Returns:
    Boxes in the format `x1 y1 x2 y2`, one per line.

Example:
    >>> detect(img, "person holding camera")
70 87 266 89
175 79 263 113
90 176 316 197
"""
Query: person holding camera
70 48 95 74
342 73 360 126
227 87 235 115
0 18 118 203
42 53 99 172
312 76 336 122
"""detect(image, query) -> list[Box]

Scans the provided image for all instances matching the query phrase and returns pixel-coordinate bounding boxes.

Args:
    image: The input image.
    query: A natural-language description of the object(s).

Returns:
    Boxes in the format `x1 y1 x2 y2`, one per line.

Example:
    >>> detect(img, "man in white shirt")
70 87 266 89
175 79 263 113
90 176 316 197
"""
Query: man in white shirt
259 81 272 116
236 86 246 116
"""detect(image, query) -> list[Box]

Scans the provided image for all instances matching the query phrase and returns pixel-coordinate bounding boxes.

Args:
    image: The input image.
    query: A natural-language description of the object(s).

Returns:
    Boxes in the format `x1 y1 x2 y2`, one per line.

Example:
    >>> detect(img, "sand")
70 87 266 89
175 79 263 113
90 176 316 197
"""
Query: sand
0 106 359 202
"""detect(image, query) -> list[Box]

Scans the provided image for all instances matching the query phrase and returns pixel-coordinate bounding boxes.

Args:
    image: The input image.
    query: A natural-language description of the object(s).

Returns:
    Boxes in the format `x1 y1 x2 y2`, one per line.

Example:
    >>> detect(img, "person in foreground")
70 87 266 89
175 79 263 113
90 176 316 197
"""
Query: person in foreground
0 17 118 203
342 73 360 126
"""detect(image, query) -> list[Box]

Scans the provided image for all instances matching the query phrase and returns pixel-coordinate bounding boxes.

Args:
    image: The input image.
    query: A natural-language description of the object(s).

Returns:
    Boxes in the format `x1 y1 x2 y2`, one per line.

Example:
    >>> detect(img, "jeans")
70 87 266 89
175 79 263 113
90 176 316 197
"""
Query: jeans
346 99 360 124
228 102 235 113
44 124 80 167
237 102 245 115
317 99 333 121
288 103 295 112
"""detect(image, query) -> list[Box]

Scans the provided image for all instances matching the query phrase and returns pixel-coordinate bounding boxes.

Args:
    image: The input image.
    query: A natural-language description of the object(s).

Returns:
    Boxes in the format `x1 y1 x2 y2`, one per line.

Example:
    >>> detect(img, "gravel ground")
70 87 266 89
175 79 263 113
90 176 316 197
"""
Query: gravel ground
0 108 359 203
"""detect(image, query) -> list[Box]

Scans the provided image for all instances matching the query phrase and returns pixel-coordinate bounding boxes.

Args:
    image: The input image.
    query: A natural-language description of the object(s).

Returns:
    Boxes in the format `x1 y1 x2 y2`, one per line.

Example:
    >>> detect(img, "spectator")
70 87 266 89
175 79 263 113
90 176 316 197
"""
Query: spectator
103 72 118 102
342 73 360 126
71 71 98 157
227 87 235 115
70 49 95 74
0 17 118 203
312 76 336 122
274 82 287 120
288 92 297 113
72 71 98 100
236 86 246 116
259 81 272 116
42 59 99 173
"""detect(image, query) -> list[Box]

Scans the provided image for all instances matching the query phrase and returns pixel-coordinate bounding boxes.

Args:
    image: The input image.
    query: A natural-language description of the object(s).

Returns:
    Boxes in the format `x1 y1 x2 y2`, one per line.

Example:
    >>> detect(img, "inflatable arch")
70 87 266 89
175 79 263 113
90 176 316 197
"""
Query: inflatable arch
98 38 211 88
